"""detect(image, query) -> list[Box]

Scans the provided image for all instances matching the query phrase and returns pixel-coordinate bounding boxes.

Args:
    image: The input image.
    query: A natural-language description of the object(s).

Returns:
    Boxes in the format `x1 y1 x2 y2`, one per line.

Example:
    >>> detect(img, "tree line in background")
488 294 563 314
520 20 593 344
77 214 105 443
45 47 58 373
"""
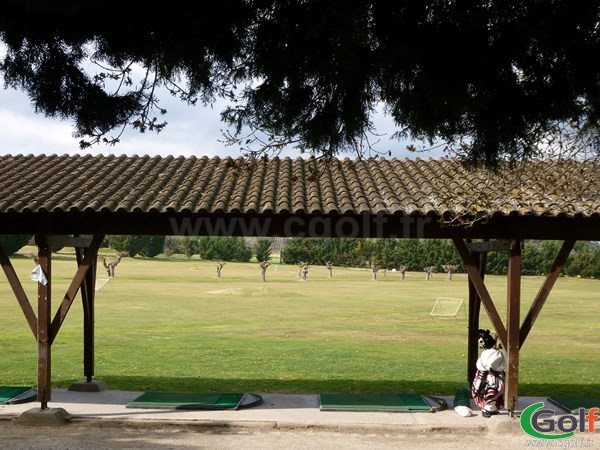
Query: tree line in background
0 235 598 279
283 238 600 279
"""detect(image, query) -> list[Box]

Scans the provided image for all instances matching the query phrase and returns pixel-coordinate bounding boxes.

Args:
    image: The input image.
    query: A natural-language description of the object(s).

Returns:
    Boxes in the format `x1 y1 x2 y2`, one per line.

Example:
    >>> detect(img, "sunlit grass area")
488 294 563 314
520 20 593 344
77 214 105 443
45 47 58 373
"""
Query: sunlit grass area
1 249 598 397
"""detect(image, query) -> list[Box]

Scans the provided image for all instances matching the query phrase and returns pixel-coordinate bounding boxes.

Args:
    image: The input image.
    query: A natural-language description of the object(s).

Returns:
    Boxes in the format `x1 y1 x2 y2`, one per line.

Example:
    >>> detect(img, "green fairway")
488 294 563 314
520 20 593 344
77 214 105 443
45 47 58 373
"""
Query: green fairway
1 249 598 397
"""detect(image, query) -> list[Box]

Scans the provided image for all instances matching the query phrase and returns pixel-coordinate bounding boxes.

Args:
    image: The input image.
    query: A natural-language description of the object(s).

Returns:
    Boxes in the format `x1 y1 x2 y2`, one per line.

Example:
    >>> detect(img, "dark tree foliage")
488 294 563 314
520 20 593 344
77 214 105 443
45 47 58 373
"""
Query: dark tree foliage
254 237 273 262
0 234 31 255
178 236 199 259
2 1 599 166
198 236 252 262
281 238 600 278
138 236 166 258
565 242 600 279
106 235 147 257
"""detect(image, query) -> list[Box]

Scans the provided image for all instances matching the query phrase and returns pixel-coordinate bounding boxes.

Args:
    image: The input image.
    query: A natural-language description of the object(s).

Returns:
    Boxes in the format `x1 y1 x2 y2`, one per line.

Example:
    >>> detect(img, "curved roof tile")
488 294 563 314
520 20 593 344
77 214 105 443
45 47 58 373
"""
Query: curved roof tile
0 154 598 220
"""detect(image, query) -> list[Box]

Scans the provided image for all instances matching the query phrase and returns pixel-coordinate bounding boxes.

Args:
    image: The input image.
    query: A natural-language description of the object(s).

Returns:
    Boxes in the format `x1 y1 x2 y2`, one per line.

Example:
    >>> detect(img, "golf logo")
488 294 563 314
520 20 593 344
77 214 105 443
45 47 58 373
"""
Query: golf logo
520 401 599 440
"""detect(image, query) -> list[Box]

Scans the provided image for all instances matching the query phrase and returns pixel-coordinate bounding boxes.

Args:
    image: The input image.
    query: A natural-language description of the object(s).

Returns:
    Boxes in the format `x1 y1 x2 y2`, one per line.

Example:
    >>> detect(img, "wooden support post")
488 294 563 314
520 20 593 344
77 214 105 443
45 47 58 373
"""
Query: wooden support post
77 247 97 382
36 234 52 410
506 238 522 417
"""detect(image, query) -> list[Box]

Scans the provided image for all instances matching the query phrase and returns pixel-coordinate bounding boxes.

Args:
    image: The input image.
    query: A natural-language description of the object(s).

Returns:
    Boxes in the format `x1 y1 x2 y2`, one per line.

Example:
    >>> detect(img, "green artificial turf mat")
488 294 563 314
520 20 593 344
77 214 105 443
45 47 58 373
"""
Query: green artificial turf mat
547 397 600 413
0 386 33 403
127 392 244 410
319 393 432 412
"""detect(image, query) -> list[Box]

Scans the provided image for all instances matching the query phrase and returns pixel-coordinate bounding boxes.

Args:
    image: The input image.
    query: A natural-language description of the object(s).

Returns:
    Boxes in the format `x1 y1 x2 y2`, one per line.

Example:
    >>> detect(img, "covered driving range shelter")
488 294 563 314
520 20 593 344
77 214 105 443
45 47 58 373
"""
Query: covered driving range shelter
0 153 598 417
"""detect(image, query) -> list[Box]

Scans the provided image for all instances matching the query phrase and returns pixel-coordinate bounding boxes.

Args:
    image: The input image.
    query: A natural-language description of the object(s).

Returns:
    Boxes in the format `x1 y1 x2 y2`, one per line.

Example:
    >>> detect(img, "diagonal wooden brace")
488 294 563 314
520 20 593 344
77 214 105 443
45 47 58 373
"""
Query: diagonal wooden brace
0 241 38 338
520 238 576 345
49 231 105 345
452 236 508 348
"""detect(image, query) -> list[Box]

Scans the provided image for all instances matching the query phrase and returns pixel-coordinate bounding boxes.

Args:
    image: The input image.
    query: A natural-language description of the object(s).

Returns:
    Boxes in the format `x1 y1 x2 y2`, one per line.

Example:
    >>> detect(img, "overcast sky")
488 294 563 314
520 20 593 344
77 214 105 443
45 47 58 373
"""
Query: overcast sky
0 83 442 161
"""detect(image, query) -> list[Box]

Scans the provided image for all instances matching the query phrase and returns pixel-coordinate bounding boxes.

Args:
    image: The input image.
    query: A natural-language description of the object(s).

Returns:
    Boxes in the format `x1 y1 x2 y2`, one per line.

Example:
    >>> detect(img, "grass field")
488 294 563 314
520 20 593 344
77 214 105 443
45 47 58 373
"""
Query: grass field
1 248 598 397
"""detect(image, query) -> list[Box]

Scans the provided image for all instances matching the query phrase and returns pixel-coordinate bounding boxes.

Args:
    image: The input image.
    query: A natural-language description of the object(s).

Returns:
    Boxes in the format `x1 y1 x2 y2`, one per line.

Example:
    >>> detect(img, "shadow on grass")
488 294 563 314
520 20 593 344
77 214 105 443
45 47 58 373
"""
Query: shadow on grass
54 376 600 398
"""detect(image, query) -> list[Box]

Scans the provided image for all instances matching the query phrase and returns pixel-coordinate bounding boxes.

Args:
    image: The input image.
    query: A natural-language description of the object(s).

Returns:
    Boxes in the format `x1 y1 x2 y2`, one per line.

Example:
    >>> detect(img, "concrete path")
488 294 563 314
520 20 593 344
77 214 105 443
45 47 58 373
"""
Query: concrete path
0 388 551 433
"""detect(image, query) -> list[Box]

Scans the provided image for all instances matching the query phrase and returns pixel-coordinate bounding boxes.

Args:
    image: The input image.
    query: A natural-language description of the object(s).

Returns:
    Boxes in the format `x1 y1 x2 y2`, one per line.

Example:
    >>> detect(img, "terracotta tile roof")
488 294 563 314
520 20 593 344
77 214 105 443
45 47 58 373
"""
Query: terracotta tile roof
0 153 598 219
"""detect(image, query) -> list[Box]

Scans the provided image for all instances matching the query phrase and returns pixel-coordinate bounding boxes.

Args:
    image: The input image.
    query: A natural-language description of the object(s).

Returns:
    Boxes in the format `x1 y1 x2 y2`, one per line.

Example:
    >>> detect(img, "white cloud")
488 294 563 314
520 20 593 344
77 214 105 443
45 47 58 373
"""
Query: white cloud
0 104 78 156
0 85 440 160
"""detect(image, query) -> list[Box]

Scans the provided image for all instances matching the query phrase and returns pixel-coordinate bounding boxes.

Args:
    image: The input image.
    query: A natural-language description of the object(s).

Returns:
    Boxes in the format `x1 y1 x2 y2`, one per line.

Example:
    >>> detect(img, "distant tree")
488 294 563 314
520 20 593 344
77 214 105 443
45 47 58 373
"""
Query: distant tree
372 265 379 281
424 266 436 281
23 251 39 265
397 265 407 280
564 241 600 279
325 261 333 278
254 238 273 263
486 251 509 275
106 235 146 257
483 240 600 278
298 263 309 281
163 236 179 255
281 239 312 265
259 260 271 282
297 262 306 278
179 236 198 259
215 261 225 279
441 264 459 280
99 252 128 278
198 236 252 262
139 236 165 257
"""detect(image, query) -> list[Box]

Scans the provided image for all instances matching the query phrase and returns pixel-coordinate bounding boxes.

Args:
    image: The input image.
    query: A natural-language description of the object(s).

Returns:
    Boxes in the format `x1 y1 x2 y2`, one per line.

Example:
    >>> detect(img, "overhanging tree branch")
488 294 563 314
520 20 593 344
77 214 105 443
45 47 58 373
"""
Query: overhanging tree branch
1 1 599 167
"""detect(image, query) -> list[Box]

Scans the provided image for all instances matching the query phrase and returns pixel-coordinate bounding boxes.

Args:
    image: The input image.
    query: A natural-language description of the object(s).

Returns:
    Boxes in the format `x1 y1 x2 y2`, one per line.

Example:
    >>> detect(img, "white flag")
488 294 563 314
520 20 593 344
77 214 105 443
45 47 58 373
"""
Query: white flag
30 265 48 286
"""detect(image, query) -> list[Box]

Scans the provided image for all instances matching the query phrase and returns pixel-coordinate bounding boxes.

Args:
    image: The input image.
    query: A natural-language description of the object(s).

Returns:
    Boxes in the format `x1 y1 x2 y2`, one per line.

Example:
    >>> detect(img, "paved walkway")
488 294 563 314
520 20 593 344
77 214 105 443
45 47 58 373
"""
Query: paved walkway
0 388 549 433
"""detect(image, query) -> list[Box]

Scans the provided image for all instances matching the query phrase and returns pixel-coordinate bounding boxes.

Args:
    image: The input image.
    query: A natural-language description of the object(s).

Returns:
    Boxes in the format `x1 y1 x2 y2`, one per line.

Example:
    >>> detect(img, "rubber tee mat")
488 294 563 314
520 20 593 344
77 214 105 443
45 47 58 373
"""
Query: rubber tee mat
127 392 245 410
547 397 600 414
0 386 36 404
319 393 433 412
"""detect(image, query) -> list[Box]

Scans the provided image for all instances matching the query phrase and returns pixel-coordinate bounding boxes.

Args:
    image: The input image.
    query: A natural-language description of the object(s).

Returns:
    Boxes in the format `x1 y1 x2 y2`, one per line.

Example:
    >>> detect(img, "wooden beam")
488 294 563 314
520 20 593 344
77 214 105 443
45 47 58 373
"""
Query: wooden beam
36 234 52 409
452 236 507 348
47 235 94 249
466 240 510 252
0 242 37 338
520 238 576 345
49 231 105 345
506 238 522 417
